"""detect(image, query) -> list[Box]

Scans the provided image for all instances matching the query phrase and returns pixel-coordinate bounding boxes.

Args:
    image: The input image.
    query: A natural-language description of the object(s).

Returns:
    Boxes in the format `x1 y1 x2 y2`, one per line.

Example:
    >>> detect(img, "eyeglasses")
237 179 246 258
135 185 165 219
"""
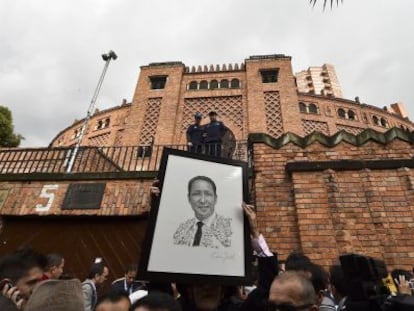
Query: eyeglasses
266 302 313 311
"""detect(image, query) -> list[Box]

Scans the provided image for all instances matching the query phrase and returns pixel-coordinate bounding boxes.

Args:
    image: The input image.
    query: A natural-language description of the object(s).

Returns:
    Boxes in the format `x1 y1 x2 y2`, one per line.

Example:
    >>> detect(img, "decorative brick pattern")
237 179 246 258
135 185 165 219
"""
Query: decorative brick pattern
336 124 365 135
302 119 329 135
88 133 111 146
139 98 162 144
264 91 283 138
181 96 244 133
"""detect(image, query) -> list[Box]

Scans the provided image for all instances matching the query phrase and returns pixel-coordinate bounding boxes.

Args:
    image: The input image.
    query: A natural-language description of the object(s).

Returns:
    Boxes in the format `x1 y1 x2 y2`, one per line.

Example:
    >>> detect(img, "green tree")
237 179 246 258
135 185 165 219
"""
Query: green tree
0 106 24 147
310 0 343 10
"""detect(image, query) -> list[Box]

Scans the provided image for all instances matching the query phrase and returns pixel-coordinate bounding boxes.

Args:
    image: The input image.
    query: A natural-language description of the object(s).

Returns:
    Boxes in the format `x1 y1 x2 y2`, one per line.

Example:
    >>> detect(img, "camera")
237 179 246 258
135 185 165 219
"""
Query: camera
339 254 414 311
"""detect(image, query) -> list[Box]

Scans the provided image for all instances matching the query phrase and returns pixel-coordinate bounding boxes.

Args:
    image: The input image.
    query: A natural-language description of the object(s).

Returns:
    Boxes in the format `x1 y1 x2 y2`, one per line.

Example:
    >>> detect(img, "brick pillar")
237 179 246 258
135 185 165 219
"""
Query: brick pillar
291 170 339 266
359 169 391 263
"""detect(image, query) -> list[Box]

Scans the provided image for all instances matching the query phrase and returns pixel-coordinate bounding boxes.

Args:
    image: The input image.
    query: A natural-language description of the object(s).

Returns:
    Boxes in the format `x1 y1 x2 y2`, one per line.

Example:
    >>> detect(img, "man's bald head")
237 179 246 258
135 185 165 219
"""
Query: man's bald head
269 271 317 311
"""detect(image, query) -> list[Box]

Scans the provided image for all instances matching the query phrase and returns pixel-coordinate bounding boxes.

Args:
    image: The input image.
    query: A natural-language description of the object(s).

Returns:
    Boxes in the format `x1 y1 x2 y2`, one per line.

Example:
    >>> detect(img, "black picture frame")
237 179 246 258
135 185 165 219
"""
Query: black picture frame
139 148 252 285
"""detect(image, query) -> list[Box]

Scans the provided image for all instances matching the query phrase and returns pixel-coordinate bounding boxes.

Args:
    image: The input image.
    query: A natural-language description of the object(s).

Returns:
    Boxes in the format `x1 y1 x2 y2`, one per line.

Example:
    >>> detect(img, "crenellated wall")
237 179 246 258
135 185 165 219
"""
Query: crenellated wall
49 55 414 150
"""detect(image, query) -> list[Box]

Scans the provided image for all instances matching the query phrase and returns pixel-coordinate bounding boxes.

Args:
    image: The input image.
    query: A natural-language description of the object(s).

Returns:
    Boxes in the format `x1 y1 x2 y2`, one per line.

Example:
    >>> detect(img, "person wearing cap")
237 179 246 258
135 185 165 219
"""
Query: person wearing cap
203 111 228 157
186 112 204 154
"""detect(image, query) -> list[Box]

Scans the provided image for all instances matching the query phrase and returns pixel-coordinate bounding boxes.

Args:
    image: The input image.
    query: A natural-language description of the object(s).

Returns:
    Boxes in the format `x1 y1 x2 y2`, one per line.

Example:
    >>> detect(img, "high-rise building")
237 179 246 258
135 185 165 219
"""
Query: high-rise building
296 63 343 97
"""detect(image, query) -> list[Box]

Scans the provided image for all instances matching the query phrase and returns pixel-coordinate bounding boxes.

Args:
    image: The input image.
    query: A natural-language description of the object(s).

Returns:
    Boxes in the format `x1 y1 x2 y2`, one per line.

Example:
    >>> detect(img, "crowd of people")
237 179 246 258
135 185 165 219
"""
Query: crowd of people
1 205 413 311
1 180 414 311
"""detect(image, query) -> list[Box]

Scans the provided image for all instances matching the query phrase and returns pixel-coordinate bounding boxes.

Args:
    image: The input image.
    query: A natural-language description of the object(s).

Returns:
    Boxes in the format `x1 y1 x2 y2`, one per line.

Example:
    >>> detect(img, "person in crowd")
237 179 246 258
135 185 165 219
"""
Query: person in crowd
186 112 205 154
111 264 145 296
285 251 312 272
24 279 84 311
95 292 131 311
0 248 47 310
203 111 228 157
82 261 109 311
284 252 335 310
42 253 65 280
267 271 319 311
329 265 348 310
391 268 414 296
130 291 181 311
308 264 335 311
177 283 226 311
239 203 279 311
173 175 232 248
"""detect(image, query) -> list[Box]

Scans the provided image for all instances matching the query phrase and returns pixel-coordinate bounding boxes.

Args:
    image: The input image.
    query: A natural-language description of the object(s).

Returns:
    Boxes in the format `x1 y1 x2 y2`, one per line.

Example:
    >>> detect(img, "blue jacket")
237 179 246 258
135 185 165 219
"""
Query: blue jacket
204 121 228 143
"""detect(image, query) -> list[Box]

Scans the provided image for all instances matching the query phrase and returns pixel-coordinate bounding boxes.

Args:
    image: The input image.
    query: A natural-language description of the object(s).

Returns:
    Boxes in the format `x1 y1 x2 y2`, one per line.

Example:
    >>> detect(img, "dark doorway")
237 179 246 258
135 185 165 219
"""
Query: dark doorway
222 128 236 158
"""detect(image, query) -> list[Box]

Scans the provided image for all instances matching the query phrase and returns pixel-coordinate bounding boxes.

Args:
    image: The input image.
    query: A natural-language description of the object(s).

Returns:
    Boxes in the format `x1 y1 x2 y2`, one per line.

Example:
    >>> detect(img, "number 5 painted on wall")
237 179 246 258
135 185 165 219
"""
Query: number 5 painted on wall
35 184 59 213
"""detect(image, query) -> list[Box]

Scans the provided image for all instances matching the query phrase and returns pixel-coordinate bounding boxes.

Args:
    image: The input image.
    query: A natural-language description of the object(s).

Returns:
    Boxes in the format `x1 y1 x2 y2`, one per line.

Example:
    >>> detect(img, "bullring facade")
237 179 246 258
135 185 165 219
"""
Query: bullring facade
50 54 413 149
1 54 414 280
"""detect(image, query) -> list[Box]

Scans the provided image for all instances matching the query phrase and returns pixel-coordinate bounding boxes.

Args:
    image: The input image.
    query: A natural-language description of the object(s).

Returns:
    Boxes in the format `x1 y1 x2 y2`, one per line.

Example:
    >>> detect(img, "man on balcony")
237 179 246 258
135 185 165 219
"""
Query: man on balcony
203 111 228 157
186 112 204 154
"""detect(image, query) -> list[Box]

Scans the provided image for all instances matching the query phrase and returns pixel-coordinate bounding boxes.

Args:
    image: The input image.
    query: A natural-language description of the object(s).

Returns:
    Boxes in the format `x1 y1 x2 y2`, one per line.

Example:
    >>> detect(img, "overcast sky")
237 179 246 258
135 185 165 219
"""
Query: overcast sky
1 0 413 147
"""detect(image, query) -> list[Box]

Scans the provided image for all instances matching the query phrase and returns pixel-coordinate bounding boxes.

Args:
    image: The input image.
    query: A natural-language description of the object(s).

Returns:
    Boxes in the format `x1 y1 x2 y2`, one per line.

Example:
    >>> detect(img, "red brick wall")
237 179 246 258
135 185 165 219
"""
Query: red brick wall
49 56 414 149
297 94 414 136
0 179 152 216
50 104 132 147
253 137 414 270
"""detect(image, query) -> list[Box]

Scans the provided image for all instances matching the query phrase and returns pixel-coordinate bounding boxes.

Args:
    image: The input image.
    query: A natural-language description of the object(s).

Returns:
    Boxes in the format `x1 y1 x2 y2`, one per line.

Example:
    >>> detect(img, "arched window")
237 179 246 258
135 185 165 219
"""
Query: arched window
308 103 318 114
189 81 198 90
97 120 103 129
348 110 356 120
199 80 208 90
220 79 229 88
373 116 380 126
338 108 346 118
380 118 388 127
230 79 240 88
210 80 218 89
299 102 307 113
104 118 110 128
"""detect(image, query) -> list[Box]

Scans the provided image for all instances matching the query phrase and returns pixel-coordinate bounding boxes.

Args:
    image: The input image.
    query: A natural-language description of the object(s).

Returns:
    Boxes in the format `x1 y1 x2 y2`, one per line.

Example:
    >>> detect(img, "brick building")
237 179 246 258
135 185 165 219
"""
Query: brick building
50 54 413 148
1 54 414 281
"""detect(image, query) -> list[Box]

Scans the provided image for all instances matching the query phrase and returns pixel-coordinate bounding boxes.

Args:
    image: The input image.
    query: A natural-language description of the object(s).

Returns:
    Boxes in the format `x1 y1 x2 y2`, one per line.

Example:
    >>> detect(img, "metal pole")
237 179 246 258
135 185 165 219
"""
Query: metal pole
66 51 117 173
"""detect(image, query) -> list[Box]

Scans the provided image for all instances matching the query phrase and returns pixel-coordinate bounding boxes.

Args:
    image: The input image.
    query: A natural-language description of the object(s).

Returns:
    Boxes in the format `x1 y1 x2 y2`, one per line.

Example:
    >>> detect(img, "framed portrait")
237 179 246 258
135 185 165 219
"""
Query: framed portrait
139 148 251 285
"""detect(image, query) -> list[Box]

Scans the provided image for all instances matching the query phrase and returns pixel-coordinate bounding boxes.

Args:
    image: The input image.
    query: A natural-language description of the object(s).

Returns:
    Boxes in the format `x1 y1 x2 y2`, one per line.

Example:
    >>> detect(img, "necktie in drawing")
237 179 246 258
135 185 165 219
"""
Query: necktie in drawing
193 221 203 246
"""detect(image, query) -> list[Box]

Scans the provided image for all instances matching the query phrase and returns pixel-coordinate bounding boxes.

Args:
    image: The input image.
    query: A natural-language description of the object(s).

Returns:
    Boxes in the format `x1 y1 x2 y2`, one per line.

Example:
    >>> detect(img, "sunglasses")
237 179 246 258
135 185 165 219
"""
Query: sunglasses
266 302 313 311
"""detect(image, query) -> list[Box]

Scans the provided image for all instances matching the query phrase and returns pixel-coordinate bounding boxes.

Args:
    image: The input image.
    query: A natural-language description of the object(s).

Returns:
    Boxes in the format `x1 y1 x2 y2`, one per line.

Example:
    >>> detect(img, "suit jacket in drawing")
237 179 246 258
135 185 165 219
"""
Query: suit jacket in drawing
173 214 232 248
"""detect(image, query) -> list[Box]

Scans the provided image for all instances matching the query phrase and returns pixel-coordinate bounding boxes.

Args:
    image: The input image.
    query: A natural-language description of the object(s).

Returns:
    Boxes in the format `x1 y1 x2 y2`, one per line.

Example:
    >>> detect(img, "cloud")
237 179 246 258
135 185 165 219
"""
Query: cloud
1 0 413 146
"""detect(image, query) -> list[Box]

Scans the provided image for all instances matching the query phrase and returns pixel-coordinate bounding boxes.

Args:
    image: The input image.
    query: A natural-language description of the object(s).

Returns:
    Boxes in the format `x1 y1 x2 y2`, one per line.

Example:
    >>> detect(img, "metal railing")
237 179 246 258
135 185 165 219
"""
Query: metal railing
0 141 249 174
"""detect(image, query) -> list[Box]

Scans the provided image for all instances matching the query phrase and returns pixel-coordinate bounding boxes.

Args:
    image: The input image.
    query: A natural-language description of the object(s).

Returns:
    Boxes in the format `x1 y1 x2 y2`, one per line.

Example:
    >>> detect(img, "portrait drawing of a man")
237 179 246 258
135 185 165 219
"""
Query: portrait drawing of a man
173 176 232 248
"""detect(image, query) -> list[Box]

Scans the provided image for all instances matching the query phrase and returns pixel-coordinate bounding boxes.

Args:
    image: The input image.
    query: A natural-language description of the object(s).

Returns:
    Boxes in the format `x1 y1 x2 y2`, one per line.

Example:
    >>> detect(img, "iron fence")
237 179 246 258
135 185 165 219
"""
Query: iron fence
0 141 249 174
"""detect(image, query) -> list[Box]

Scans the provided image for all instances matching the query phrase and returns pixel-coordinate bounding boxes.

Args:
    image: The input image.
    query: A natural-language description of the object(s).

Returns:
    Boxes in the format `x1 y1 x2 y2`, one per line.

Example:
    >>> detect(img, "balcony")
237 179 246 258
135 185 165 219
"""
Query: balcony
0 142 249 175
